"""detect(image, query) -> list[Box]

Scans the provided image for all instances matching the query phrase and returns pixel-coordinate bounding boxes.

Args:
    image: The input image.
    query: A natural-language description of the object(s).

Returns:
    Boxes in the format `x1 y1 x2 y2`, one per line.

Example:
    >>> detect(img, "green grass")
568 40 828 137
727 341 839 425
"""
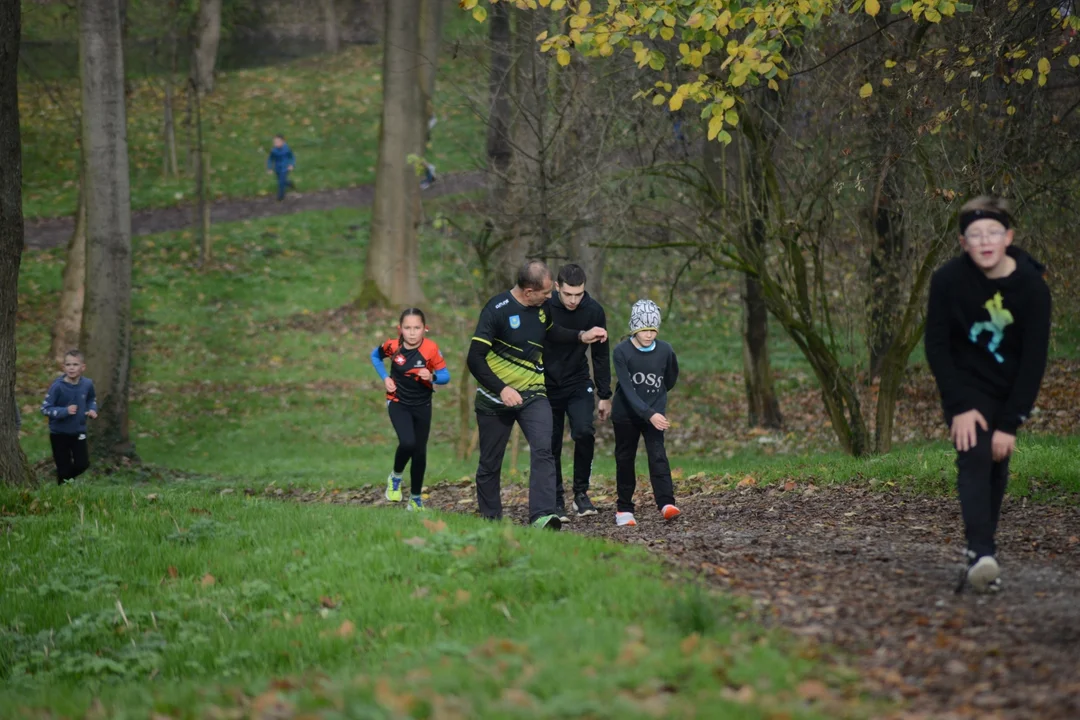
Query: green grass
17 205 484 484
0 485 852 719
10 195 1078 716
16 204 1080 492
19 41 485 219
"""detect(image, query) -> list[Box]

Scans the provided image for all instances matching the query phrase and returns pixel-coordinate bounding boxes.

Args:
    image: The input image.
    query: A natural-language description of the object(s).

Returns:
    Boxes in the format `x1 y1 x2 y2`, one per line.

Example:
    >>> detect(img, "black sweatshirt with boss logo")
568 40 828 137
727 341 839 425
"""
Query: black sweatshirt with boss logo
611 338 680 424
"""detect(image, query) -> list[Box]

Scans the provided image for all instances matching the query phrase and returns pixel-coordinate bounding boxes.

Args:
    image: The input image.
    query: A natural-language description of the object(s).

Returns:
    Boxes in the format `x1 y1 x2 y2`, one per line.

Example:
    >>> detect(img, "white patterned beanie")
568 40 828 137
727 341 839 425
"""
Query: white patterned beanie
629 299 661 334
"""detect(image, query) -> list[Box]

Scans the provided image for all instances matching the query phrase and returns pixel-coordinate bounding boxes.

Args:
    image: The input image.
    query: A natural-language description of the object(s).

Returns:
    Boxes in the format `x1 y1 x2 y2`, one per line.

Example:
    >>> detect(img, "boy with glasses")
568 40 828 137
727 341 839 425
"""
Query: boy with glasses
925 197 1052 592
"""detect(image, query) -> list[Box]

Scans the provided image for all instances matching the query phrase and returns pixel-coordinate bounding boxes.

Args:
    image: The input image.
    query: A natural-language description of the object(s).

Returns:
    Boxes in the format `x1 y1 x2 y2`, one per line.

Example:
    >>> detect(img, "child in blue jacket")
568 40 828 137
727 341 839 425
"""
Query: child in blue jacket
41 350 98 485
266 134 296 201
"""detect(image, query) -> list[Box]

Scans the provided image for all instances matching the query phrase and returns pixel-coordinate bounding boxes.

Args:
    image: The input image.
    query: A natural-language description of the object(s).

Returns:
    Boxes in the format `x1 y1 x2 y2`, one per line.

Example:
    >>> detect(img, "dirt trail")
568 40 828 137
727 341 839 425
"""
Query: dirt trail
277 479 1080 719
23 171 486 251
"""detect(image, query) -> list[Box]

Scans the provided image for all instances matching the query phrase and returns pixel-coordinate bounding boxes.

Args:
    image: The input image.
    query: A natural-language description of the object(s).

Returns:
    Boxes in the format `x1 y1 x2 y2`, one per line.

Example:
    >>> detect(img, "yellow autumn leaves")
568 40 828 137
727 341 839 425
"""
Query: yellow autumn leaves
460 0 1075 143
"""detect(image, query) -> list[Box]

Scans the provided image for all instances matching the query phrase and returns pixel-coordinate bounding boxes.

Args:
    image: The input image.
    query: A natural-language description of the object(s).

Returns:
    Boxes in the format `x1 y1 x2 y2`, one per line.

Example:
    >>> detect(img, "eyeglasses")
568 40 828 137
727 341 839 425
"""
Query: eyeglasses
964 229 1007 244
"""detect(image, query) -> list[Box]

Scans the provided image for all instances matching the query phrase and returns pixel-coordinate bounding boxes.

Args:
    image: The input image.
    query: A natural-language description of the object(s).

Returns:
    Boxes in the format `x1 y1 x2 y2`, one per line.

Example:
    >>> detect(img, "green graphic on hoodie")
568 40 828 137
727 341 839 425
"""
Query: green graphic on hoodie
968 292 1014 363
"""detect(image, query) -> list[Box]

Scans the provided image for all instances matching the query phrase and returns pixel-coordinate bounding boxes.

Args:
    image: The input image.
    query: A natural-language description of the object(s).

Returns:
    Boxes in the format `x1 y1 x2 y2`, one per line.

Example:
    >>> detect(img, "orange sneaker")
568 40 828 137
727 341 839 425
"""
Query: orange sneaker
661 504 681 521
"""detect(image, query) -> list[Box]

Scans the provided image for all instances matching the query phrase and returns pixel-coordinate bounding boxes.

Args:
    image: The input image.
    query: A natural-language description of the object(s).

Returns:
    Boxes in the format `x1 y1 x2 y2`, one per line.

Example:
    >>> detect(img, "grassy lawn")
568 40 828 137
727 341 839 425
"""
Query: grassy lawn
9 200 1079 716
18 28 486 219
16 204 1080 492
1 485 848 719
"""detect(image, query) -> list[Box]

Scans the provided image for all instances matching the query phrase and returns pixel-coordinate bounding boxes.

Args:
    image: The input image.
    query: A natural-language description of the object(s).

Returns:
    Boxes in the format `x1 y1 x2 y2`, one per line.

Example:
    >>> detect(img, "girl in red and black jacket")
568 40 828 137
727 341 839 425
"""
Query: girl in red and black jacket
370 308 450 511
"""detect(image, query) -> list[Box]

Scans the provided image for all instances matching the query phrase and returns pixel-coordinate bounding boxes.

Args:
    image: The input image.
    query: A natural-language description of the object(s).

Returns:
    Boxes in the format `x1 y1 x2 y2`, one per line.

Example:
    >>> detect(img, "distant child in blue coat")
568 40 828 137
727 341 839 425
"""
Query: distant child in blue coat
41 350 98 485
266 134 296 201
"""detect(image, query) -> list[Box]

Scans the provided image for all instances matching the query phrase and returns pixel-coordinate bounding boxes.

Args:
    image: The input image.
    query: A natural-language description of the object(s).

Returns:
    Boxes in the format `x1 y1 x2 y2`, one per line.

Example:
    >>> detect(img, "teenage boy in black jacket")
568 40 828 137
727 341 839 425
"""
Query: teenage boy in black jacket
925 196 1051 593
544 264 611 520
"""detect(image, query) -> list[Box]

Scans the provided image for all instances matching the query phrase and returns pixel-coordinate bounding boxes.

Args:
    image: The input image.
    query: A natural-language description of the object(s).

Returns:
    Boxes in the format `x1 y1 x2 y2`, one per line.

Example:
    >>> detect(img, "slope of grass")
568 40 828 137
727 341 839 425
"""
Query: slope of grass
16 204 1080 496
0 484 855 718
19 40 484 219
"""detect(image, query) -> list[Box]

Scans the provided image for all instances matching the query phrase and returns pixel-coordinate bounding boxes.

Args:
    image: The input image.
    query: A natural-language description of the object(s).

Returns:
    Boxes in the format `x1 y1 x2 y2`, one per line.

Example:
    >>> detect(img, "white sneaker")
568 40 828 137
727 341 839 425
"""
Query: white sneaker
967 555 1001 593
615 512 637 527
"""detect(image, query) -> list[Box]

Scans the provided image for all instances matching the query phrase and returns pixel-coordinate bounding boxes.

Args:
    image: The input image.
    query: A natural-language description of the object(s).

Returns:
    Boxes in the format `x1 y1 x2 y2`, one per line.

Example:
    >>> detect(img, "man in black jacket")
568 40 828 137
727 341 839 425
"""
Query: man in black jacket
467 260 607 530
544 264 611 520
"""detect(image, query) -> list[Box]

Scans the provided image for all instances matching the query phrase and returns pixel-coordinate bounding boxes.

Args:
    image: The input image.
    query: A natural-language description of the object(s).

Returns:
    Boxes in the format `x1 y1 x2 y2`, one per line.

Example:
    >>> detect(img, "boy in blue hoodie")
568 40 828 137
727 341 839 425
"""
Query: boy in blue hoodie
41 350 98 485
266 134 296 201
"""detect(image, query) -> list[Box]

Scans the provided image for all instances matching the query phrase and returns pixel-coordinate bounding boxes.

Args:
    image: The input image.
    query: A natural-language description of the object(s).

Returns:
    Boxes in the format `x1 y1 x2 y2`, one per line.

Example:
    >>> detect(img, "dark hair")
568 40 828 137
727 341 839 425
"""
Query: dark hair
959 196 1012 234
274 133 285 140
516 260 552 291
556 263 587 287
399 307 426 326
64 349 84 361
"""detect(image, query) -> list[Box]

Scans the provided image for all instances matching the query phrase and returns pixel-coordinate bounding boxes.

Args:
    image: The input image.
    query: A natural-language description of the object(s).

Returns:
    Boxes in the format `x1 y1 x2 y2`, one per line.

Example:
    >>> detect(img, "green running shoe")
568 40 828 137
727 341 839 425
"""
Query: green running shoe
531 514 562 531
407 496 426 512
385 474 403 503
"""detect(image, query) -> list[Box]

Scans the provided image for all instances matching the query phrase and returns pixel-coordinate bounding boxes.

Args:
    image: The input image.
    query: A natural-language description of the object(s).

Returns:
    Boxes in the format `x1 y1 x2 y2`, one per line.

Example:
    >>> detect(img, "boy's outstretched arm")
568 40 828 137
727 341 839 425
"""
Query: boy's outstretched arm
86 382 98 418
997 282 1052 433
40 382 68 419
591 309 612 399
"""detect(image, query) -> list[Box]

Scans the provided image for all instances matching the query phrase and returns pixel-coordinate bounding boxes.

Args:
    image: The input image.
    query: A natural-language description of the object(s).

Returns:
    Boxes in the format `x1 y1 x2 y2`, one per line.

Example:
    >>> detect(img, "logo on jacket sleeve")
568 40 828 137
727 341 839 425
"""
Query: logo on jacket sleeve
509 315 521 329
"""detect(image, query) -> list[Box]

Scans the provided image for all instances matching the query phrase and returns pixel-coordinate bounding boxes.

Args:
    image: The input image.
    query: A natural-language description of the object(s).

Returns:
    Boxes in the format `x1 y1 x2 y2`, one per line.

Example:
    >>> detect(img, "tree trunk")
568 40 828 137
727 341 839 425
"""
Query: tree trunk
193 86 211 265
163 27 179 178
485 2 512 175
50 181 87 365
871 238 950 454
569 214 605 301
190 0 221 95
564 53 606 300
359 0 425 308
79 0 136 460
418 0 443 144
0 0 32 486
874 353 904 454
199 153 211 265
868 156 905 378
495 9 546 283
484 1 515 291
741 260 782 428
705 128 783 430
163 81 178 177
321 0 340 54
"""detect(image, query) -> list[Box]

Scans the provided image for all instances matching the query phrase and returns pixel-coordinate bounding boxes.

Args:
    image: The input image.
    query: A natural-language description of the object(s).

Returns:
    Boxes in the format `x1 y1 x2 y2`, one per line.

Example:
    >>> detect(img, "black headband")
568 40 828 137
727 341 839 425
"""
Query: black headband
959 208 1011 234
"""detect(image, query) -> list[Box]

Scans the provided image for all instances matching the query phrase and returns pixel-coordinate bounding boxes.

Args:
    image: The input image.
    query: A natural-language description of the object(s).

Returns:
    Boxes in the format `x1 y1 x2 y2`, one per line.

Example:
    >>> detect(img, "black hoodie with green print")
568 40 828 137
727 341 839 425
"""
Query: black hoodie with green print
924 246 1051 434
